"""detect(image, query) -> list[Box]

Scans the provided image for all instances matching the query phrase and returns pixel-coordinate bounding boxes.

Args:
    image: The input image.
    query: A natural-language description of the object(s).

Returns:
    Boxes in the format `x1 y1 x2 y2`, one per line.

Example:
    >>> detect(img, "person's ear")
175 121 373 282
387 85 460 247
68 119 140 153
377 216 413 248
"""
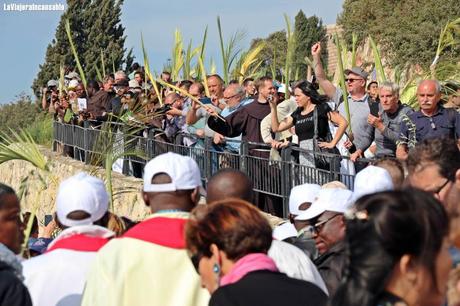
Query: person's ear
190 187 200 205
454 169 460 189
142 191 150 207
399 254 418 284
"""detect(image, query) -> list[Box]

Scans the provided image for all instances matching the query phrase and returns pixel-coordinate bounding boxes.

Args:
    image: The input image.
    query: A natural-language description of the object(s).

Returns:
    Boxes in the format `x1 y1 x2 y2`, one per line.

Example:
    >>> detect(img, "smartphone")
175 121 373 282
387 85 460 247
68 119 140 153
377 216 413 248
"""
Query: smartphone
369 102 380 117
44 214 53 226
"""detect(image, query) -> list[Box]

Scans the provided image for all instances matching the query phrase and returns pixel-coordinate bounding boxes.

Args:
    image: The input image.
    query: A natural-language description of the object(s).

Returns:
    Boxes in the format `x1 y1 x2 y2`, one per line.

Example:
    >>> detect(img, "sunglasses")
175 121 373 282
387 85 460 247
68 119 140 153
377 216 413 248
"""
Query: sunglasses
190 252 203 273
311 214 340 234
345 78 363 83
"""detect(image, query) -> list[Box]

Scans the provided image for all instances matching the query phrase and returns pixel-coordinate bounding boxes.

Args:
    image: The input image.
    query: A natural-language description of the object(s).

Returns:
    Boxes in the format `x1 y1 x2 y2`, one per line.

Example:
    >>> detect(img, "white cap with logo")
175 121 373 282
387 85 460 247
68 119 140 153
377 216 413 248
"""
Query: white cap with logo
295 188 353 221
56 172 109 227
289 184 321 216
143 152 202 192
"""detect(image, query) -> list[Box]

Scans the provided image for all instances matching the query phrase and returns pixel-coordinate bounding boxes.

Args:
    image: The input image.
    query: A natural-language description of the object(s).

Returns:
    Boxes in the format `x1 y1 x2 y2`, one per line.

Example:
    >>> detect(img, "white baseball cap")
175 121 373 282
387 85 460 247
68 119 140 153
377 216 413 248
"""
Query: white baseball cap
273 222 298 241
68 79 79 89
289 184 321 215
353 165 394 201
56 172 109 227
129 79 141 89
143 152 202 192
295 188 353 221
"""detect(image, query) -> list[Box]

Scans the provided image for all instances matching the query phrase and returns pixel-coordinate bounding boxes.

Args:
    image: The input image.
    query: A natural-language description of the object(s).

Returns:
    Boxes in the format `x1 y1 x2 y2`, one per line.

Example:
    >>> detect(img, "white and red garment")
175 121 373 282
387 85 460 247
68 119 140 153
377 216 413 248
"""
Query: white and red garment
81 212 210 306
22 225 114 306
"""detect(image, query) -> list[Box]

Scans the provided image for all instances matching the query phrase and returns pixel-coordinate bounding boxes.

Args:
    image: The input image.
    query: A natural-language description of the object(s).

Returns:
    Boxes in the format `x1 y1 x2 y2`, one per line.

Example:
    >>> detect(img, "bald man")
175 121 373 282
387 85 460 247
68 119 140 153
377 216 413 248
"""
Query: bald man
206 169 253 203
397 79 460 159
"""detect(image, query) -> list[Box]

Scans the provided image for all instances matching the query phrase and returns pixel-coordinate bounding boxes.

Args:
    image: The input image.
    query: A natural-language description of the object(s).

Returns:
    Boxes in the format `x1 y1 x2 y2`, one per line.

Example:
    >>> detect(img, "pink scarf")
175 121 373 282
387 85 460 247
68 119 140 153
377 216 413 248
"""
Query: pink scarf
220 253 278 286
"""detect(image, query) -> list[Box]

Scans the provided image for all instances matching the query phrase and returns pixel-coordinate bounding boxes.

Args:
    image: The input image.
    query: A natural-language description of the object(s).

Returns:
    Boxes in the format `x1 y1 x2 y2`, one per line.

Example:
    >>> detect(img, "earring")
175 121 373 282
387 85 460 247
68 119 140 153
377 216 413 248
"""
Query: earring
213 263 220 274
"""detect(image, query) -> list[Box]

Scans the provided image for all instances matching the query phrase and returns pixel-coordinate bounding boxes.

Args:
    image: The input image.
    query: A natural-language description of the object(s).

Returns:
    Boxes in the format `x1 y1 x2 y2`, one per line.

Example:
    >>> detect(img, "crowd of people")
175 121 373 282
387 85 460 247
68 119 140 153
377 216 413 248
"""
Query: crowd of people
0 134 459 306
45 44 460 166
1 39 457 305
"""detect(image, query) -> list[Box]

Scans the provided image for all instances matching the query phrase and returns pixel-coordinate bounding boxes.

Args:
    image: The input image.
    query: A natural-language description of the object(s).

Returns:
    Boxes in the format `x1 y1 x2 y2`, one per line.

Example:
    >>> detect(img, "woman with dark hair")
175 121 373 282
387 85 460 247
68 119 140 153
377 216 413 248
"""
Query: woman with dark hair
332 189 451 306
0 183 32 306
269 80 347 170
185 199 327 306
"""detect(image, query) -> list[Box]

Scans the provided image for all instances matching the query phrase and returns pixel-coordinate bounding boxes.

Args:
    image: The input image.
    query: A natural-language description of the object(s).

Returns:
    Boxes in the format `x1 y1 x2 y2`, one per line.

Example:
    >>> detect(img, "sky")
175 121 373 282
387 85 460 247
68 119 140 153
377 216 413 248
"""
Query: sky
0 0 343 104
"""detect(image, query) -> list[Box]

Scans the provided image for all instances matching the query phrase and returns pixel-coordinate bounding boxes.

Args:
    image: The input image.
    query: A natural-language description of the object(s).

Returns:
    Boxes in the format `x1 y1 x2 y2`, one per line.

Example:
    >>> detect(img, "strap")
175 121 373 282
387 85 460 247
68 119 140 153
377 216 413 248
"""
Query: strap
313 106 319 154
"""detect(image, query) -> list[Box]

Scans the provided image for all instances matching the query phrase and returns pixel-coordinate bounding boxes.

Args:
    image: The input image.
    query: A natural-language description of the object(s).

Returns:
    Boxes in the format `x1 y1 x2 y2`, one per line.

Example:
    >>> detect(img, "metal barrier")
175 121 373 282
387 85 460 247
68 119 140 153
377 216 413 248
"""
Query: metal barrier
53 121 362 217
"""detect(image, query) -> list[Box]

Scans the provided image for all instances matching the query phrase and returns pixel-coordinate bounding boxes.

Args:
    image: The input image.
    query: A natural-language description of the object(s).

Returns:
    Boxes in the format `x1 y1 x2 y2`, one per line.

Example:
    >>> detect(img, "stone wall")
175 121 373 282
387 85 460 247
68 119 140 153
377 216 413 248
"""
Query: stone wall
0 147 149 222
0 147 283 226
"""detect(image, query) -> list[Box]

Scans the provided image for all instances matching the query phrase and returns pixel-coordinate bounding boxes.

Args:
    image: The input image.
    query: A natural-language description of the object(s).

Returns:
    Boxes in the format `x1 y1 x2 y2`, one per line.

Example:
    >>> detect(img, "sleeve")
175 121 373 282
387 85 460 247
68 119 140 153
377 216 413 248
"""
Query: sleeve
455 111 460 139
260 113 273 143
332 87 343 109
207 108 248 138
382 107 414 143
398 111 413 144
290 108 299 125
0 273 33 306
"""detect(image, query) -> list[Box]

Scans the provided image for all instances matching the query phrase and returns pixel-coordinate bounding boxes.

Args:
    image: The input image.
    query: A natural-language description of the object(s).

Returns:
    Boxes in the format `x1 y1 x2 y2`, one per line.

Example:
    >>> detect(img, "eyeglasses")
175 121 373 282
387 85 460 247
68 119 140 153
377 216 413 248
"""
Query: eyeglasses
222 93 239 101
189 252 203 273
312 214 340 234
345 78 363 83
428 178 451 196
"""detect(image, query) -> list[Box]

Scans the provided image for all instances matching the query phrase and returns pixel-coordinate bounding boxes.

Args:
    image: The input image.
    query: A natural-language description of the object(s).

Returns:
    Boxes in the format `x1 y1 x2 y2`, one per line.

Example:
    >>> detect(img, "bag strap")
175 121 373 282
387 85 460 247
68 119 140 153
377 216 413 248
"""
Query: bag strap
313 106 320 156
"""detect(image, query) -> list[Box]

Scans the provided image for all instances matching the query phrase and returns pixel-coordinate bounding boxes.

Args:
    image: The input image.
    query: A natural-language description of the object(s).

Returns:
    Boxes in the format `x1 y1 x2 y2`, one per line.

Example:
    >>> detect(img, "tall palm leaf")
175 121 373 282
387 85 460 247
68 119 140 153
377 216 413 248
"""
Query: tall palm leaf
171 29 184 81
284 14 295 98
65 19 87 94
217 16 246 84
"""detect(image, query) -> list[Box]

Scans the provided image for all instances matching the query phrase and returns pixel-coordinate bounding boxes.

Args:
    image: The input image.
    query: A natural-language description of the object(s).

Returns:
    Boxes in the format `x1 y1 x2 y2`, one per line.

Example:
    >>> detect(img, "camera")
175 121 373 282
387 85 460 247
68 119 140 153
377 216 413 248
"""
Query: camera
156 104 172 114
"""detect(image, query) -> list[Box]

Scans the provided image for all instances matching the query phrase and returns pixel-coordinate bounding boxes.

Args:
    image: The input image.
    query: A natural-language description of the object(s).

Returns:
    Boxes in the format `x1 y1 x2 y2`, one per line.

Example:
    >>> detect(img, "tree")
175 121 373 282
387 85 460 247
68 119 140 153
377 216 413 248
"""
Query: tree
83 0 133 79
338 0 460 69
292 11 326 80
249 30 287 81
32 0 133 96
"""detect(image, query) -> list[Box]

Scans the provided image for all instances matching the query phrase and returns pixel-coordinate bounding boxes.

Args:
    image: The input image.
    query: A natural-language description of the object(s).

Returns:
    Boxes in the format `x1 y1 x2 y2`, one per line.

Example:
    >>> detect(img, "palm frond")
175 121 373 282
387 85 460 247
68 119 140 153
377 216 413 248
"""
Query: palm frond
284 13 295 98
333 33 352 135
198 56 211 97
369 36 386 83
351 33 358 67
65 19 87 95
141 33 163 105
171 29 184 81
0 129 48 171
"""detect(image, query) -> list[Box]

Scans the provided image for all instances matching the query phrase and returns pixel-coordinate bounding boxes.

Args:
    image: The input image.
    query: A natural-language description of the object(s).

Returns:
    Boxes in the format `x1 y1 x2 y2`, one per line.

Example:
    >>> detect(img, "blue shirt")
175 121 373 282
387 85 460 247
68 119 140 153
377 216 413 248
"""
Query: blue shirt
219 100 253 153
399 105 460 145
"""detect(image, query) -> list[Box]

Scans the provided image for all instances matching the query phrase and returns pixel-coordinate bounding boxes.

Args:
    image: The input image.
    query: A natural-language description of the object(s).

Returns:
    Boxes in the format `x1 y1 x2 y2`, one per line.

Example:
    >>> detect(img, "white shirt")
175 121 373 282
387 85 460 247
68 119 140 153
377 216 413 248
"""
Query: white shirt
22 225 114 306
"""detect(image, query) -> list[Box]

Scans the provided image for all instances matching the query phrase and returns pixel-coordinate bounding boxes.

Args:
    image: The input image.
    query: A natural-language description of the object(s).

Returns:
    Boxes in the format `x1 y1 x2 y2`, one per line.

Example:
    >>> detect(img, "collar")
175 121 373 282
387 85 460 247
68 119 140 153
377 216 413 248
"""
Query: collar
46 225 115 253
0 243 23 281
348 93 369 103
416 105 444 118
121 214 190 249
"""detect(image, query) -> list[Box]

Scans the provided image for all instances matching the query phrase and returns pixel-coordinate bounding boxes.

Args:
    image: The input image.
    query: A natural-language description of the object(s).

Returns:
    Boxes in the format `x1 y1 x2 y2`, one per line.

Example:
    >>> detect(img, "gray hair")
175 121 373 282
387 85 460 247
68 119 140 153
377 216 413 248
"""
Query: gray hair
418 79 441 94
379 81 400 98
114 70 127 80
228 84 245 99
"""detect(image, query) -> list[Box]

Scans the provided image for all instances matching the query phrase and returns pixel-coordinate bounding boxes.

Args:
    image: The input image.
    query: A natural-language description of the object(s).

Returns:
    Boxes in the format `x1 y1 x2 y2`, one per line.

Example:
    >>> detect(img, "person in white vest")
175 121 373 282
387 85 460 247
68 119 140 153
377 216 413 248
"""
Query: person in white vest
22 172 114 306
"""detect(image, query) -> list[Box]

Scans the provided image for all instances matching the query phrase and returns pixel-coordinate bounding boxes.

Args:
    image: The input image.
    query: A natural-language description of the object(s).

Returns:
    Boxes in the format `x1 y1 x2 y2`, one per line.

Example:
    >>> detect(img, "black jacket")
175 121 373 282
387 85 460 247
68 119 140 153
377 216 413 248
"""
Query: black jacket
313 241 347 296
209 270 327 306
0 260 32 306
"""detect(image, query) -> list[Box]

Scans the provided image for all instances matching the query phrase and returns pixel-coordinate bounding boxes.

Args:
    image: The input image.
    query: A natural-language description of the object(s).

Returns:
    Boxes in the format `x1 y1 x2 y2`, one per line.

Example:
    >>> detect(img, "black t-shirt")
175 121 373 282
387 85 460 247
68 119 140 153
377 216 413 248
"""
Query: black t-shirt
291 103 332 141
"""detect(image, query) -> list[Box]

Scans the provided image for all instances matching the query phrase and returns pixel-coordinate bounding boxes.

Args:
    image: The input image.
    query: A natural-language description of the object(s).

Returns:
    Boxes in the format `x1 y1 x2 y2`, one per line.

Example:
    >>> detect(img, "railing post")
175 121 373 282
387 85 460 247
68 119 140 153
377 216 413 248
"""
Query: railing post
239 141 248 174
280 146 293 218
83 121 90 164
204 136 213 180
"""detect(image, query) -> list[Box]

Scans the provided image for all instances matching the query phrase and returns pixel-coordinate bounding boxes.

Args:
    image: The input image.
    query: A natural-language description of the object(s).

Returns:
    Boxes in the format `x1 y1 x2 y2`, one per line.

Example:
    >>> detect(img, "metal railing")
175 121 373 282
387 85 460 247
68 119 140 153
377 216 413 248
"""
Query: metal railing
53 121 362 217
